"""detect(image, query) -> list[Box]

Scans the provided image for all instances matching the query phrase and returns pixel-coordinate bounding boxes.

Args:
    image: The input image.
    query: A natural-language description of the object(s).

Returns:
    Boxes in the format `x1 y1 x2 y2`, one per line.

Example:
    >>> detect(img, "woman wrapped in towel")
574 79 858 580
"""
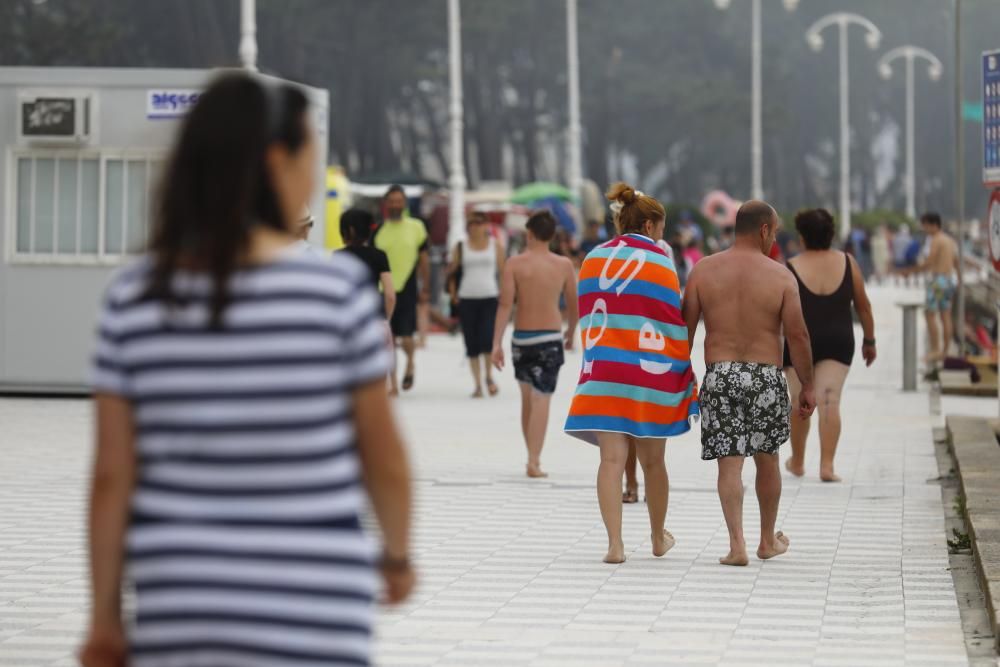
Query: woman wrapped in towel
565 182 700 564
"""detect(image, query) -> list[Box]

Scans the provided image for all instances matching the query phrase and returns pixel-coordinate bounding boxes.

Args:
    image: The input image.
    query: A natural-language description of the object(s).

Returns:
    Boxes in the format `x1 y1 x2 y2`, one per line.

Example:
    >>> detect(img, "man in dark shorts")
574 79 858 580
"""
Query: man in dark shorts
374 185 429 394
492 211 578 478
682 200 816 566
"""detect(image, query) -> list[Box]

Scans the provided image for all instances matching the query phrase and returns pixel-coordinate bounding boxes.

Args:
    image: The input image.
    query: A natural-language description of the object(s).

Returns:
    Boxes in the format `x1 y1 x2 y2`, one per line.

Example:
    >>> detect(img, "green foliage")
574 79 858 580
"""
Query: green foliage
954 492 968 517
3 0 996 219
947 528 971 553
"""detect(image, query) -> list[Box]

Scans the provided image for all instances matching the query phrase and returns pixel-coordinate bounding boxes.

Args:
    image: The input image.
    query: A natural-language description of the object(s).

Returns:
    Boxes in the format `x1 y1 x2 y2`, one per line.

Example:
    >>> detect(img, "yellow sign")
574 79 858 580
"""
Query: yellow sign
324 166 349 250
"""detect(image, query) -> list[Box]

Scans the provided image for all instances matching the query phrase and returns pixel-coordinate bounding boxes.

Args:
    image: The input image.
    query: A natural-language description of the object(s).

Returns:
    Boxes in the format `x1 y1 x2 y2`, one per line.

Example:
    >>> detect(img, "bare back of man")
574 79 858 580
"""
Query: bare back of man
683 201 815 567
927 232 958 277
691 250 790 367
509 251 574 332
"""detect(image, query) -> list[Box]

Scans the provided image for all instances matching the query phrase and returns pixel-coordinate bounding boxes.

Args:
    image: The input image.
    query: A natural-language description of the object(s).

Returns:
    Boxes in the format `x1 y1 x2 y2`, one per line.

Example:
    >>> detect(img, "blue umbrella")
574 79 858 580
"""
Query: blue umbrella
532 196 578 233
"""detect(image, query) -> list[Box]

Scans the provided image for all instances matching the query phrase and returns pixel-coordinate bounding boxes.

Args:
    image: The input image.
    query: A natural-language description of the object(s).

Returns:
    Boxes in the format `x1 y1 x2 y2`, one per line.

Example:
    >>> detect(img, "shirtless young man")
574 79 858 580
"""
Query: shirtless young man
909 213 959 364
682 201 816 566
492 211 579 478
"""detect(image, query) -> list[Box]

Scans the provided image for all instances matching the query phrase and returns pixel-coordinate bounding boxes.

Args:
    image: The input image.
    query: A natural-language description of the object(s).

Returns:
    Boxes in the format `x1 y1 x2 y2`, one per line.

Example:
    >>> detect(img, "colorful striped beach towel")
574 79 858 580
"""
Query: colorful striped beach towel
565 233 700 445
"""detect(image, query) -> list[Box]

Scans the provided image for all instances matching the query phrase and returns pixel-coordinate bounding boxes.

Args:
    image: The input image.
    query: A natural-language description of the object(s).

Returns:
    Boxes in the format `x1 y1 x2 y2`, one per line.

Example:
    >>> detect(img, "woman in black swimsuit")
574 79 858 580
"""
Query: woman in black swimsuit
783 209 876 482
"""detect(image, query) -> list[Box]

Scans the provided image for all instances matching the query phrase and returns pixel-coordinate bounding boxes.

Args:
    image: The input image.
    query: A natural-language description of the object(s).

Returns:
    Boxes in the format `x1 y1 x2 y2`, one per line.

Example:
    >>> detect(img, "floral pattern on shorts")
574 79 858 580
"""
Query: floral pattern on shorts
700 361 791 460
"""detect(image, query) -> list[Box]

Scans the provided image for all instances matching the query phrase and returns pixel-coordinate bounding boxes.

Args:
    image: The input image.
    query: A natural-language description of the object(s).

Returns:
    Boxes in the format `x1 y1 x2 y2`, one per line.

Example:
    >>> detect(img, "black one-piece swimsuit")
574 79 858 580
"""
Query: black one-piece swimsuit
782 255 855 368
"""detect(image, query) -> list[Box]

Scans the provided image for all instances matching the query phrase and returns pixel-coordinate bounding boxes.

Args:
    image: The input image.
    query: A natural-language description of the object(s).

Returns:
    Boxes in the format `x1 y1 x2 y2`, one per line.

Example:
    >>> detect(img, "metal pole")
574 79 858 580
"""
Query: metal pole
839 21 851 242
566 0 583 203
955 0 966 356
447 0 466 248
239 0 258 72
905 54 916 220
903 305 918 391
751 0 763 201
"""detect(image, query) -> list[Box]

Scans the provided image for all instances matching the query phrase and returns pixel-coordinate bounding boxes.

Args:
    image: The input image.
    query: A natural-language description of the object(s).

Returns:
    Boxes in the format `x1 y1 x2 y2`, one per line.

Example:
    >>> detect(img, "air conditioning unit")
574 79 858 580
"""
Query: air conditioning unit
17 91 95 145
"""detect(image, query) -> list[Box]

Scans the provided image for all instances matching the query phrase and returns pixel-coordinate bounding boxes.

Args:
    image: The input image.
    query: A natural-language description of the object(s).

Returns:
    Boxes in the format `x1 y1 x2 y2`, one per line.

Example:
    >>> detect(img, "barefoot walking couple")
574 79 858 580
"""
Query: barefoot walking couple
564 185 818 566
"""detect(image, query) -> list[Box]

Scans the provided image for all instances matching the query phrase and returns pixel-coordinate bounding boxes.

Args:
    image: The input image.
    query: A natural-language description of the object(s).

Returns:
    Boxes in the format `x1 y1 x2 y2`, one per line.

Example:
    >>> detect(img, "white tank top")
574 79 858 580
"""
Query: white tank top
458 237 499 299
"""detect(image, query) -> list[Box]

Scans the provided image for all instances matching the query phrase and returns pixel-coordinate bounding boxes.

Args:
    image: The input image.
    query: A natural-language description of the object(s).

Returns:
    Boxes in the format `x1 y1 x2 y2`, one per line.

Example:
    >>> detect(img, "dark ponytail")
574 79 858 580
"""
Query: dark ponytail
145 72 310 328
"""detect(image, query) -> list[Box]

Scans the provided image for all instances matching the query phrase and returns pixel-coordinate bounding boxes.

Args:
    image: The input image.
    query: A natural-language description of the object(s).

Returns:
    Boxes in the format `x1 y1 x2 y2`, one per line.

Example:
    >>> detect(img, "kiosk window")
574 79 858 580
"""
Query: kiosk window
12 150 161 262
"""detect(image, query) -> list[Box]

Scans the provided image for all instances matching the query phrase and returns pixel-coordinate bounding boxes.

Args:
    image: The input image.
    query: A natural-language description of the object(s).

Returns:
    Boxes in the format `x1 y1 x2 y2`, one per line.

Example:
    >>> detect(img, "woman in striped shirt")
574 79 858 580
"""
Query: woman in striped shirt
81 73 414 667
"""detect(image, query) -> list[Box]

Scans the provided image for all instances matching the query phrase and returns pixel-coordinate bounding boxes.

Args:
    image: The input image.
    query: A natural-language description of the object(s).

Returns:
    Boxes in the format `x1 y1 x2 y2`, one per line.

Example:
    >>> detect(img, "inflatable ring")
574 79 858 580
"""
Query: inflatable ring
701 190 742 228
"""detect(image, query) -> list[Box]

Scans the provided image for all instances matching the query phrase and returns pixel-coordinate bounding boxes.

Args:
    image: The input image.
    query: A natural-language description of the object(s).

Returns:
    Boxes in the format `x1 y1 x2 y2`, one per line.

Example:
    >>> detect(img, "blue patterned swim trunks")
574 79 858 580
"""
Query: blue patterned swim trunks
925 275 956 313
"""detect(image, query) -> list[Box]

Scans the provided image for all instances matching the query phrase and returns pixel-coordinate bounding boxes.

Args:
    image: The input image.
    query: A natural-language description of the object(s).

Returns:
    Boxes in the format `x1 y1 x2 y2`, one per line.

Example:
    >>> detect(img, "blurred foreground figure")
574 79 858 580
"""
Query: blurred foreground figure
683 201 815 566
83 72 413 667
565 183 699 564
782 209 876 483
492 210 578 478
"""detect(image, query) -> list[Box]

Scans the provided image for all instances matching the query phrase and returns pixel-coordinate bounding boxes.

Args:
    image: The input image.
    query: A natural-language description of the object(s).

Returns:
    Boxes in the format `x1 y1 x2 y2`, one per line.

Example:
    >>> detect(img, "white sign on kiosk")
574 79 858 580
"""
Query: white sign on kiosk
146 89 201 119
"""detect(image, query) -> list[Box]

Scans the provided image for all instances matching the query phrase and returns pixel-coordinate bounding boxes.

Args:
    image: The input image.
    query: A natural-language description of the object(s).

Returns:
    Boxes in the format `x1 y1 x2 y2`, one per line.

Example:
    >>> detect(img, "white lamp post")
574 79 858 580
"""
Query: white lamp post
714 0 798 202
877 46 943 220
566 0 583 204
447 0 466 247
805 12 882 241
239 0 258 72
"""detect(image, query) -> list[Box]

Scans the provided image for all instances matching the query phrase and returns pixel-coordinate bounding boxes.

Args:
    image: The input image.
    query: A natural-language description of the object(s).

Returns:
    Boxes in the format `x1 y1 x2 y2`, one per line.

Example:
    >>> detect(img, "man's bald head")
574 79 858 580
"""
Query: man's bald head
734 200 777 237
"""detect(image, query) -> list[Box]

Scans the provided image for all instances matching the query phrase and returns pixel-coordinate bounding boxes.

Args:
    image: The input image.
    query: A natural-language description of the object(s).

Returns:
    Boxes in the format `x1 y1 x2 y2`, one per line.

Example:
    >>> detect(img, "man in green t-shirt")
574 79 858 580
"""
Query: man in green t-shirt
374 185 430 394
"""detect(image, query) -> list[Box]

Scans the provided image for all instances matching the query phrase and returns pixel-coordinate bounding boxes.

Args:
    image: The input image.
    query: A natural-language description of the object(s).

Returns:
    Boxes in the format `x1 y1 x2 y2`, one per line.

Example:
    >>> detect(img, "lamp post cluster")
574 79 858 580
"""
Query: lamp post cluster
715 3 942 240
236 1 945 243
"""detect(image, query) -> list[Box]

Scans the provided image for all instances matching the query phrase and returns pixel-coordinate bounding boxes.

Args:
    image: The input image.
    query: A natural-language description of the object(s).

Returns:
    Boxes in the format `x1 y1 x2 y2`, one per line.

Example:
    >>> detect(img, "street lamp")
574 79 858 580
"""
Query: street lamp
566 0 583 204
447 0 466 247
805 12 882 241
714 0 798 201
239 0 258 72
877 46 943 220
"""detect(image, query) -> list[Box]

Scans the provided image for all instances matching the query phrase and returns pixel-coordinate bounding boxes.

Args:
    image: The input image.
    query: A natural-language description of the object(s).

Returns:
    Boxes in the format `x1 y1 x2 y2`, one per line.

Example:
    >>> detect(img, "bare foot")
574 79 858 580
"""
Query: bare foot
820 471 842 483
604 541 626 564
785 458 804 477
719 548 749 566
470 388 483 398
757 531 790 560
526 464 548 479
388 388 399 398
652 530 675 557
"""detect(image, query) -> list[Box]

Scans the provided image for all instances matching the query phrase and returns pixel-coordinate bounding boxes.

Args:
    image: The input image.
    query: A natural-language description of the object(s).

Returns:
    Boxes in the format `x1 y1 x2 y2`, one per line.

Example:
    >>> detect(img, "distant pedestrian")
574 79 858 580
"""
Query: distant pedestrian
682 237 705 267
871 224 892 284
449 211 504 398
375 185 430 394
339 207 396 319
81 73 414 667
891 224 913 286
781 209 876 483
566 183 700 564
903 212 960 364
579 219 605 256
492 210 578 478
683 200 816 566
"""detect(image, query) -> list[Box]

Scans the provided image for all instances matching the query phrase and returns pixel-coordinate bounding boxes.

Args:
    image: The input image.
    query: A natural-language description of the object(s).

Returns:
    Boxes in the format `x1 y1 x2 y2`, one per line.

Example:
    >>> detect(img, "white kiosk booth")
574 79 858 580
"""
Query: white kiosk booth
0 67 329 393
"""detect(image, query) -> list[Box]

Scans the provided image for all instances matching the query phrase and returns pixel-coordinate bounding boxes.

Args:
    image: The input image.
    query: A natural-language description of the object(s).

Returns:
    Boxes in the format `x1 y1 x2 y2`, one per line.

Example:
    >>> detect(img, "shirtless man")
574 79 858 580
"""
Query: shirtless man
682 201 816 566
910 213 959 364
492 210 579 478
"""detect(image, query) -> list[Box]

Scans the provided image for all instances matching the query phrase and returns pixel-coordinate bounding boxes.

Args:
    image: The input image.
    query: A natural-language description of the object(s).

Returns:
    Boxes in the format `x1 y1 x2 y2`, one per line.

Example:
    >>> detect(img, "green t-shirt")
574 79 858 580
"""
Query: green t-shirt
374 215 428 292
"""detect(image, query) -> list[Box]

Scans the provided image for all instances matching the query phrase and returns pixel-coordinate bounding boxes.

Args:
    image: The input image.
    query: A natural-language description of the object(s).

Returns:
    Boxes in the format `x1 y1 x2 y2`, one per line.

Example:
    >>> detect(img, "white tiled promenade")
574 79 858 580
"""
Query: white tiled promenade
0 286 996 666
